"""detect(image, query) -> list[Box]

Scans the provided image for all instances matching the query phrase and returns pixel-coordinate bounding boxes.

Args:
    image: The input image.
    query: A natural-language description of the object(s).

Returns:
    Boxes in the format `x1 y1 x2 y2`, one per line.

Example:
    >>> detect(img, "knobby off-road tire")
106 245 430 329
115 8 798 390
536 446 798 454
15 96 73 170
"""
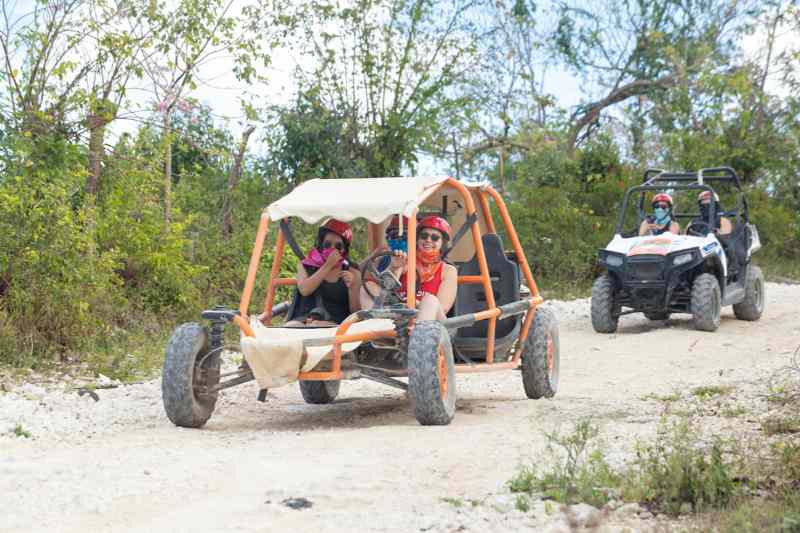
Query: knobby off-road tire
591 274 619 333
407 321 456 426
299 380 340 404
521 306 560 399
644 311 670 321
733 265 765 321
691 273 722 332
162 323 220 428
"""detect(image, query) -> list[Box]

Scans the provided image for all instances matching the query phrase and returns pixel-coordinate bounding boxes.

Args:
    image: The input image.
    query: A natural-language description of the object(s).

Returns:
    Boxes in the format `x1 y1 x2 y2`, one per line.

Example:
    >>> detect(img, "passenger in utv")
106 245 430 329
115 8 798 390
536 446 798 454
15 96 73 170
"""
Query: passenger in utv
278 218 361 327
374 215 457 321
692 190 732 235
639 192 680 236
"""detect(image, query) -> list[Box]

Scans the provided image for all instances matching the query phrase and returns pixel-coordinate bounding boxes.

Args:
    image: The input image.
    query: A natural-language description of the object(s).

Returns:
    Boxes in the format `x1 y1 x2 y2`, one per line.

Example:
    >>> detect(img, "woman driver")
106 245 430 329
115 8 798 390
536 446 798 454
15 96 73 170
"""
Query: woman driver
364 215 457 320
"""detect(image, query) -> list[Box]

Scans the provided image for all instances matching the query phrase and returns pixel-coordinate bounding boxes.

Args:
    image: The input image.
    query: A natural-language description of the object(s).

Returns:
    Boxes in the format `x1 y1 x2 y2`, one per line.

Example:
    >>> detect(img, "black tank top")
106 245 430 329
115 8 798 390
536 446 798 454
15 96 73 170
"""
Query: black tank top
289 265 351 323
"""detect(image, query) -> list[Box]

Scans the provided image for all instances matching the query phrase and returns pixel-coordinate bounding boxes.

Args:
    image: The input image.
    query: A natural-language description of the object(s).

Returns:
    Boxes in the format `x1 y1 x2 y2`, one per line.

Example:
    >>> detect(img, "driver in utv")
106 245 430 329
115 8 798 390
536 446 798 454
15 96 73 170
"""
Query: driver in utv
279 218 362 327
362 215 457 321
639 192 680 236
691 190 732 235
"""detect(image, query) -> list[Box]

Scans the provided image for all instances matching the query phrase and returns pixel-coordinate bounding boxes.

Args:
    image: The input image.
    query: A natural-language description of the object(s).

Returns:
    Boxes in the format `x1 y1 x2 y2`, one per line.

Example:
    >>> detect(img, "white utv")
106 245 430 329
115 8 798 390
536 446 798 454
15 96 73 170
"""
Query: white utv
591 167 765 333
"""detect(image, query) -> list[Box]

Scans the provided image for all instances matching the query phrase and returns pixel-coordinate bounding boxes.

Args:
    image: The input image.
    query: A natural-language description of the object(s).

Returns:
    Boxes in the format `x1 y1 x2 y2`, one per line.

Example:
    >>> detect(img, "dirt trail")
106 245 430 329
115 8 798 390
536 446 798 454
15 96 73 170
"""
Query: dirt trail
2 282 799 533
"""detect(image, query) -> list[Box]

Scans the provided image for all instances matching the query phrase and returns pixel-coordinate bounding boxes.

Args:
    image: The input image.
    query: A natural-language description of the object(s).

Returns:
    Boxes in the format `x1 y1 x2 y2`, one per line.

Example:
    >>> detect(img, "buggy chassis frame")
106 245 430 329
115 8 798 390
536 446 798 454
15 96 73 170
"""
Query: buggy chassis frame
227 177 544 383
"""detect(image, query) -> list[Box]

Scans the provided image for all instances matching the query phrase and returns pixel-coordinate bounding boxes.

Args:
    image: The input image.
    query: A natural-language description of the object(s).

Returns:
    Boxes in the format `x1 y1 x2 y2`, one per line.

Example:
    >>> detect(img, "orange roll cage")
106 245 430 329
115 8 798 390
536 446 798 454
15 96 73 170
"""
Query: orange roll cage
236 178 543 380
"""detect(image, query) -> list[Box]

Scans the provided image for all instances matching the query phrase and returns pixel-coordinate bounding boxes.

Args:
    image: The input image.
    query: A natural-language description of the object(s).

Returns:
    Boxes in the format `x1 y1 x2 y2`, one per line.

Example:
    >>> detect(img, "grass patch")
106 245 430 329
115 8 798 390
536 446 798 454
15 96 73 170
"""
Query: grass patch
82 318 172 382
509 417 744 516
515 494 531 512
508 419 620 508
12 424 31 438
642 391 682 403
761 416 800 435
440 497 463 508
720 403 748 418
692 385 735 400
623 418 742 515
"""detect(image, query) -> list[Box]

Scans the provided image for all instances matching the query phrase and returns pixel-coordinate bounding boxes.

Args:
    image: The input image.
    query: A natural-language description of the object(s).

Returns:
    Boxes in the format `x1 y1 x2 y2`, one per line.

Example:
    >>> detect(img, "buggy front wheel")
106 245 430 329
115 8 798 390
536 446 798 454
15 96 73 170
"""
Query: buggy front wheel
407 321 456 425
162 323 220 428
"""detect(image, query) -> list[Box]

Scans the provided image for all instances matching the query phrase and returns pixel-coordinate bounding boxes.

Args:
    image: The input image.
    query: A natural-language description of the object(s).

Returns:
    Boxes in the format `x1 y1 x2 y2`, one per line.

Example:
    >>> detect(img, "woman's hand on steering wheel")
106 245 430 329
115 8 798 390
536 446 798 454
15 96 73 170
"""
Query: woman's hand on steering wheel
362 250 404 305
686 221 712 237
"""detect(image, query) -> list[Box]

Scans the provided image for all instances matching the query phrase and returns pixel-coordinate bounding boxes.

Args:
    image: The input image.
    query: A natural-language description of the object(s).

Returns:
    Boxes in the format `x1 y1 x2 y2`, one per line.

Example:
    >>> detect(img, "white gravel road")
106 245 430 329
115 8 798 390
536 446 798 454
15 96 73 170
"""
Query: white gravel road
1 282 799 532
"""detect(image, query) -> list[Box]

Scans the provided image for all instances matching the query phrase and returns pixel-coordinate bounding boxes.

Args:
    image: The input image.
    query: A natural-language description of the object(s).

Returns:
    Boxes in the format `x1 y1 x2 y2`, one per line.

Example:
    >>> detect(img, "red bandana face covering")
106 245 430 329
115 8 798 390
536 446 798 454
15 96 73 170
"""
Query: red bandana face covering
416 247 442 283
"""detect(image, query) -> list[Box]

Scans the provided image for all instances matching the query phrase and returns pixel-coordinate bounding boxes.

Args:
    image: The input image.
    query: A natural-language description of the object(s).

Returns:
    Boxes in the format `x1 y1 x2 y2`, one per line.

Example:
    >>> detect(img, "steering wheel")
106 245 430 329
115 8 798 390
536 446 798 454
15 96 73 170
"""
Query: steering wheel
686 221 713 237
361 251 404 307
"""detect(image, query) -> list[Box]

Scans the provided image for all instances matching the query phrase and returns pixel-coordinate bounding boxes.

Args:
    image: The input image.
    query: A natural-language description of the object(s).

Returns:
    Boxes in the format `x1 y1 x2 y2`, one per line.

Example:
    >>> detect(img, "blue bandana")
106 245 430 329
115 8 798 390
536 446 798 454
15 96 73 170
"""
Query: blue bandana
654 208 671 225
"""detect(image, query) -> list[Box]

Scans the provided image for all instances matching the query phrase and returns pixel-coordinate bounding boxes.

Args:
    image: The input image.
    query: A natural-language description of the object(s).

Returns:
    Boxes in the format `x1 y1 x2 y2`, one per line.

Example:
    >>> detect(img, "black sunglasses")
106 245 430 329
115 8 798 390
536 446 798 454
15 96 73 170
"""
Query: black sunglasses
654 203 670 209
418 231 441 243
321 241 344 251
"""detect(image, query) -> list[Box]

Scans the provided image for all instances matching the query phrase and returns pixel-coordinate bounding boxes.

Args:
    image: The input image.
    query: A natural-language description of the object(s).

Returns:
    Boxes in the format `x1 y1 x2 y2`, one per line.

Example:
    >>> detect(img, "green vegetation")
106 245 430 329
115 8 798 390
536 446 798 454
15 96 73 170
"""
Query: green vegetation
12 424 31 438
692 385 735 400
1 1 799 374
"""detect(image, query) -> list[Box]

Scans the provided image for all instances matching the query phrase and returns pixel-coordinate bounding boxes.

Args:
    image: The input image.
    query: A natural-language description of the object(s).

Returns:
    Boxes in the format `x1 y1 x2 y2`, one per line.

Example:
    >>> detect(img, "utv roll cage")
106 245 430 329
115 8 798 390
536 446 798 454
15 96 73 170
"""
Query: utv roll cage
616 167 749 235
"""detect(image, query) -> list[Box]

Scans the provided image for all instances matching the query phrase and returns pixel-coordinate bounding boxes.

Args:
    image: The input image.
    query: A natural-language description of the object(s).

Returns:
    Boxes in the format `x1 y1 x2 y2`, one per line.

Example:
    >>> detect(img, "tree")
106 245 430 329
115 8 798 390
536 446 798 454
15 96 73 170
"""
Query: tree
273 0 487 177
551 0 761 152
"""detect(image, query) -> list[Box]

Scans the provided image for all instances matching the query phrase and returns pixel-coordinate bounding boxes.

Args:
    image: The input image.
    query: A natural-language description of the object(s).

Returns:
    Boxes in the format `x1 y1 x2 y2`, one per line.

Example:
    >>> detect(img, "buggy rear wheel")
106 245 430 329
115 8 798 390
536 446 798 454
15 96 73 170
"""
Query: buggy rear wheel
299 380 340 404
521 306 560 399
733 265 765 321
591 275 619 333
162 323 220 428
407 321 456 426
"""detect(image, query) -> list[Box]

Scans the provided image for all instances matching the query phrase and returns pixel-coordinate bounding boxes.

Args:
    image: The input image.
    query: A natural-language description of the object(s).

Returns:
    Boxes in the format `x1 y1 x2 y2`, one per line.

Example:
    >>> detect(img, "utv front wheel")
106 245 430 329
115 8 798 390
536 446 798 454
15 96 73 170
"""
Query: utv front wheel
299 380 340 404
591 275 619 333
162 323 220 428
407 321 456 425
521 306 560 399
733 265 765 321
691 274 721 332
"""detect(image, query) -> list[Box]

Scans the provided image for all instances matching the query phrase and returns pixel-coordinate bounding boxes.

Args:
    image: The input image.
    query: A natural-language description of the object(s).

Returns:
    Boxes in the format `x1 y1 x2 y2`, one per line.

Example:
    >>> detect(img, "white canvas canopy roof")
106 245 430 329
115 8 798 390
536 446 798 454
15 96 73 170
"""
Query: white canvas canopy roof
265 176 449 224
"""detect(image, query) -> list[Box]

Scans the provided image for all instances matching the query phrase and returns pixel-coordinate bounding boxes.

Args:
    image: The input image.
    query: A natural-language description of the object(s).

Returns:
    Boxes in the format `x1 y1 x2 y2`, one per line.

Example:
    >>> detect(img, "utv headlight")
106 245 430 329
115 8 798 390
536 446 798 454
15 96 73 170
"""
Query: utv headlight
605 254 624 267
672 252 694 266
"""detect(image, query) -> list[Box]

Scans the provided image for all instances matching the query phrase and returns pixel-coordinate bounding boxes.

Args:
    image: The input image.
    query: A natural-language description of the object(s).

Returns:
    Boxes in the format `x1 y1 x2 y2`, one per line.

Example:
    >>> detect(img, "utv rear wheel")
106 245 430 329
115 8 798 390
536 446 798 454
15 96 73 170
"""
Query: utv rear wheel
522 306 560 399
591 275 619 333
162 323 220 428
299 380 340 404
733 265 764 321
691 274 721 332
644 311 670 321
407 321 456 426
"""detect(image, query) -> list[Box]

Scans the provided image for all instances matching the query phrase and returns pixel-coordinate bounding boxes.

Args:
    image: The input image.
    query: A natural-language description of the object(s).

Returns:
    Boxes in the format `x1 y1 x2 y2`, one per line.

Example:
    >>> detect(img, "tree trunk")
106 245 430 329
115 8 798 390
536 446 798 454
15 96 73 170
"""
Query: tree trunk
222 125 255 240
87 114 109 197
498 147 506 195
164 113 173 227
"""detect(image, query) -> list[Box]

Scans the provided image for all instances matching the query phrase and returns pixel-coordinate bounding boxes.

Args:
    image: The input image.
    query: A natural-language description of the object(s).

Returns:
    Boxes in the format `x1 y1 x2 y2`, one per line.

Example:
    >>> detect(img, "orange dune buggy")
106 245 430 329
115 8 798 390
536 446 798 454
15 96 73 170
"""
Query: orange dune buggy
161 176 560 427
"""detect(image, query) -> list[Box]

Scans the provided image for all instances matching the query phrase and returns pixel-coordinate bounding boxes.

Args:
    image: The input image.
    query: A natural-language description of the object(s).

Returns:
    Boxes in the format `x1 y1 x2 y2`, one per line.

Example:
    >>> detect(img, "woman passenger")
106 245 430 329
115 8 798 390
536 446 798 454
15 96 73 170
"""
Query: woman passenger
281 219 362 327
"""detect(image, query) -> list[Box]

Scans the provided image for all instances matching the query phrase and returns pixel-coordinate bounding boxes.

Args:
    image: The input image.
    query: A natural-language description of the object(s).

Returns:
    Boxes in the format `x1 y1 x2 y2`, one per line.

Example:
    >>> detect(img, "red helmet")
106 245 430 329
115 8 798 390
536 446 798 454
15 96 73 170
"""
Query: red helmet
418 215 451 241
697 190 719 204
319 218 352 245
652 192 673 207
387 215 409 230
